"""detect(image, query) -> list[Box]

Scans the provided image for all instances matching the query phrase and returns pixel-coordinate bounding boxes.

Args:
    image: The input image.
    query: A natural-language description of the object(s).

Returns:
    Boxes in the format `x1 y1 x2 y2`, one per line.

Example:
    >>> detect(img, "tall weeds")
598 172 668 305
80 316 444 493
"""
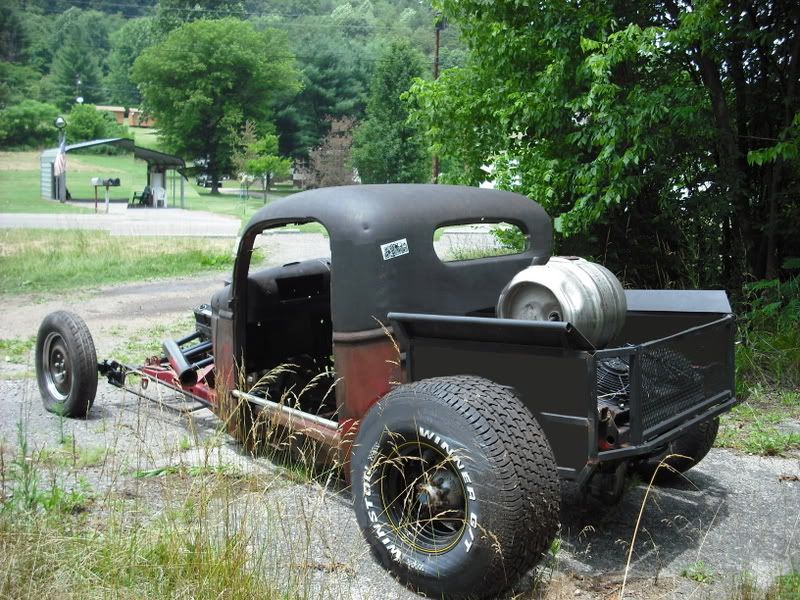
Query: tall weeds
736 272 800 392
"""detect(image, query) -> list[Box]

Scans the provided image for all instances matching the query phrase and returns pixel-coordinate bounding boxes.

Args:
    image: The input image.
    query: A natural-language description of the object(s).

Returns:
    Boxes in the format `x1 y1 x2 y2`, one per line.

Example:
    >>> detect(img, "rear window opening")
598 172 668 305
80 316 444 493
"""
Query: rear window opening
433 222 528 262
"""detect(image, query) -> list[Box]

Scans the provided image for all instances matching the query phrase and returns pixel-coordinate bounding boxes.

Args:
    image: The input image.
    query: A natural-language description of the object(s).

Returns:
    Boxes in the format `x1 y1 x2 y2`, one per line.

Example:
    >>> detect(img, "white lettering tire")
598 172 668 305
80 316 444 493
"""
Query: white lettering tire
351 376 560 599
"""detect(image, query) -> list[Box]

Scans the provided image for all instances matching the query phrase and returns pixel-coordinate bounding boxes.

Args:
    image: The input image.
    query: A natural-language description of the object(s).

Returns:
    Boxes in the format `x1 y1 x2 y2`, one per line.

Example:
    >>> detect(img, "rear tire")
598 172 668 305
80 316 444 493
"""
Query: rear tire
636 418 719 483
351 376 560 599
35 311 97 418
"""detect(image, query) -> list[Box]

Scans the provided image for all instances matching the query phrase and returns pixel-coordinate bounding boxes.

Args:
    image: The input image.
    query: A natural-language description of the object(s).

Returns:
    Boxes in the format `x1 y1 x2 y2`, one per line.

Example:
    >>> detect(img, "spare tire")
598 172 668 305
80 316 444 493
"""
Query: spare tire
351 376 560 599
35 311 97 418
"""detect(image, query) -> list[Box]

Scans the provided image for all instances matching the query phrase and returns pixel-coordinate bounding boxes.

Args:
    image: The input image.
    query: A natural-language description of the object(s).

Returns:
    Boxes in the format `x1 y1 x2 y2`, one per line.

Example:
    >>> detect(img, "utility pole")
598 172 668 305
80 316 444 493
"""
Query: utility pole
431 14 445 184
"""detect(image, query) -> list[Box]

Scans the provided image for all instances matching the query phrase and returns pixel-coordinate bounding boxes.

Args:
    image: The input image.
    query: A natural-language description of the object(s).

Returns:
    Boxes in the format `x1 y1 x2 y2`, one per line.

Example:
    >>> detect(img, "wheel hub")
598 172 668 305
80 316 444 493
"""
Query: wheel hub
416 469 463 512
379 440 468 554
52 351 67 383
42 332 71 401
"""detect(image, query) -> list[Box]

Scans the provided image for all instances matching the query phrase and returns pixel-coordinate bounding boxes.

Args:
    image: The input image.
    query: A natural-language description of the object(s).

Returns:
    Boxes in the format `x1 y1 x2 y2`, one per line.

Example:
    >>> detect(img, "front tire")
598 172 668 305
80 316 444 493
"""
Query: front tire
351 376 560 599
35 311 98 418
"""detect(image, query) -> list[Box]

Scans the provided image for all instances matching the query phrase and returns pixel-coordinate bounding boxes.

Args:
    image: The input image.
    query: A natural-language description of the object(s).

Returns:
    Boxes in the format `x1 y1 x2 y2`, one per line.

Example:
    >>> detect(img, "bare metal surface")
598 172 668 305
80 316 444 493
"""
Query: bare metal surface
231 389 339 431
498 256 627 348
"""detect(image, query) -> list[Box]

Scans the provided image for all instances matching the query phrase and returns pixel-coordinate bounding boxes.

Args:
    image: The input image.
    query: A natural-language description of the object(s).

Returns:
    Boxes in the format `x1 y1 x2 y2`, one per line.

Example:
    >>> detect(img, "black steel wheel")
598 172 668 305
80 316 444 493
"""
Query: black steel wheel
636 418 720 483
35 311 97 418
351 376 560 599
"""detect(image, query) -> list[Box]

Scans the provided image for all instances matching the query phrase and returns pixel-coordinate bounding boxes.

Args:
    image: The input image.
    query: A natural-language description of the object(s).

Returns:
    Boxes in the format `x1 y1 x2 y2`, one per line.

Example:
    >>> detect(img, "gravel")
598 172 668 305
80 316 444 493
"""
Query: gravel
2 231 798 599
4 373 797 599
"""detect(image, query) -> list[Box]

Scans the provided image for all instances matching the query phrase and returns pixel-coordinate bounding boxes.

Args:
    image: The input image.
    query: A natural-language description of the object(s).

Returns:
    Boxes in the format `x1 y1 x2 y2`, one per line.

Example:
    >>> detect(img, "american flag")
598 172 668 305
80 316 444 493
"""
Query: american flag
53 136 67 176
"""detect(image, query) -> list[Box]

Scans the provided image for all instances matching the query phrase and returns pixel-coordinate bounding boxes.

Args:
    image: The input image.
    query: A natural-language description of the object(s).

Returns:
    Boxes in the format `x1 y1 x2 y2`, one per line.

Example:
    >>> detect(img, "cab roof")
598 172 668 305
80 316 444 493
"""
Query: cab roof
239 184 553 332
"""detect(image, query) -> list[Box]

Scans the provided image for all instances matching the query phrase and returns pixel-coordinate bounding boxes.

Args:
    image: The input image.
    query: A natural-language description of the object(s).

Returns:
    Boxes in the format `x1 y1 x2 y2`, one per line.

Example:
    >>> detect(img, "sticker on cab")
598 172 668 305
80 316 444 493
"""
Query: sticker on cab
381 238 409 261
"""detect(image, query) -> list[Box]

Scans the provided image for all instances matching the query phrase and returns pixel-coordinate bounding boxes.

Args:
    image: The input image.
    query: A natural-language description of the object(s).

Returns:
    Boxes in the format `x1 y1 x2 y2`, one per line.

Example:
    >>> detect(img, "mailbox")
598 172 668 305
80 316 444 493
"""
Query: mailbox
91 177 121 187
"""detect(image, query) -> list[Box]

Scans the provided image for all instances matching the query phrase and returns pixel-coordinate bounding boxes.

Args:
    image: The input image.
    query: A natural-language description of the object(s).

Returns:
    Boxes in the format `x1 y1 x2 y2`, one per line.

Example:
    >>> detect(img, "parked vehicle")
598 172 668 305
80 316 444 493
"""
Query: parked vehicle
195 174 212 188
34 184 737 599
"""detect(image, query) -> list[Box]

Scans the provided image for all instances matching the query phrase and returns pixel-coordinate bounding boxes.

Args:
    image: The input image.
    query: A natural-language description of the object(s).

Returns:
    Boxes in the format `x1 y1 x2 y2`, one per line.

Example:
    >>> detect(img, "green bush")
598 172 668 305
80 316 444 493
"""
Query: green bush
65 104 130 152
66 103 112 142
0 99 59 148
736 264 800 391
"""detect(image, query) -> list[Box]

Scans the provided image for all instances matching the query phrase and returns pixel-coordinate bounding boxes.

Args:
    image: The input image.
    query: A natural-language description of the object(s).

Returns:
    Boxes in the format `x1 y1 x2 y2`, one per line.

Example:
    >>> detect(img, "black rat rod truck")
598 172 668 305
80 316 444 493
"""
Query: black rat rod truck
35 184 737 599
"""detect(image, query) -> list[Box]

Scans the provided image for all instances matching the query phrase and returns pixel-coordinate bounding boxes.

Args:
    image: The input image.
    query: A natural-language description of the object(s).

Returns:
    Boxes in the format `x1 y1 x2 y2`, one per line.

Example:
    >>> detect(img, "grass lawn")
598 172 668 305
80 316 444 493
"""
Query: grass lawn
130 127 165 151
182 186 300 223
0 150 304 226
0 152 88 214
0 229 235 294
0 150 178 211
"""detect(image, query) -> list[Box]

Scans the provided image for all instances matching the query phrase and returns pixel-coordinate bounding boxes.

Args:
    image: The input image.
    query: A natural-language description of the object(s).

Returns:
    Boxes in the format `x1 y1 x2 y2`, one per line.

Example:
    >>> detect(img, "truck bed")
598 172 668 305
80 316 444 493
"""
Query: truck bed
389 290 737 485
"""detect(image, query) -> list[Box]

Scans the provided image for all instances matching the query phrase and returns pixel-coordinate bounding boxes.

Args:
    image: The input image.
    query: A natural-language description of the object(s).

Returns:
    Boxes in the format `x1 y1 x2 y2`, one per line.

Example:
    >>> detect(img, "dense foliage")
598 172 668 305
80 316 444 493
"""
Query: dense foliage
0 99 58 148
0 0 461 161
65 103 127 142
131 18 299 192
409 0 800 291
352 40 429 183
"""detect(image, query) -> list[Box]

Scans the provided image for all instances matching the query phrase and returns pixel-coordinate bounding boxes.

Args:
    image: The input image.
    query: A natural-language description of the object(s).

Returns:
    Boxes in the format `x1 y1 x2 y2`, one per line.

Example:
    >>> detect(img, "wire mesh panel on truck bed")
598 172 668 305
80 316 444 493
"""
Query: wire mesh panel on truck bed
595 314 736 446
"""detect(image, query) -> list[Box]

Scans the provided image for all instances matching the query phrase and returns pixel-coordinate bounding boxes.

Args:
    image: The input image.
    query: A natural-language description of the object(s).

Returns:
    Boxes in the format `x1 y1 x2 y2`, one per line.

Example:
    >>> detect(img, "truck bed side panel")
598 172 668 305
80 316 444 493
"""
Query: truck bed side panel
408 339 593 480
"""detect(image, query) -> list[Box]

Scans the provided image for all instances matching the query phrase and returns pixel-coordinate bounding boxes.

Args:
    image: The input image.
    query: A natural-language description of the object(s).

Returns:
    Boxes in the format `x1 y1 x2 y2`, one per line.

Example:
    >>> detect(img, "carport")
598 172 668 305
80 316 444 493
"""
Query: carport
40 138 187 207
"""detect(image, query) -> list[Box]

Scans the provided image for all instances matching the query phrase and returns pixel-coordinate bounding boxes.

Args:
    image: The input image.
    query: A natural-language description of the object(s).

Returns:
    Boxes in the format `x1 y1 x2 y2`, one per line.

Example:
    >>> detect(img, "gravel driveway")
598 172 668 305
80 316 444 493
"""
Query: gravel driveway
3 372 797 599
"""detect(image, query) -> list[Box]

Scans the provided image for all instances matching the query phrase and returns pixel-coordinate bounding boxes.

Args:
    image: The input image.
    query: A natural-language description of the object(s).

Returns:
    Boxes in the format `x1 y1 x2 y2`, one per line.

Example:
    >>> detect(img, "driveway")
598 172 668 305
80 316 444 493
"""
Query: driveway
1 371 797 600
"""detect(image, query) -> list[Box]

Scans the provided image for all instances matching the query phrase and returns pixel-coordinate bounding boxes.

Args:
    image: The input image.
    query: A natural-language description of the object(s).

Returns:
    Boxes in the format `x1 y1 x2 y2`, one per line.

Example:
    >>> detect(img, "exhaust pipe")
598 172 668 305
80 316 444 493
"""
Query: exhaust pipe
163 339 198 387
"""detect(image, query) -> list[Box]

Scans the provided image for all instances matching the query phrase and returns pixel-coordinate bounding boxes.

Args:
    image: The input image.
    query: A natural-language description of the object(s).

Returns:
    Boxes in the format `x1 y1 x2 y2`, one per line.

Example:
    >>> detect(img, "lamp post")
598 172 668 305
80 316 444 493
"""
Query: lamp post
54 116 67 203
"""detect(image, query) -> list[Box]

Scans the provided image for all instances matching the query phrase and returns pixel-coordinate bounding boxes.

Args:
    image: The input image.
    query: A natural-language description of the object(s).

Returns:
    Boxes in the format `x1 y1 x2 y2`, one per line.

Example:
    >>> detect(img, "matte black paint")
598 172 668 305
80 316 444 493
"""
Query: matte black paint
235 184 553 333
390 309 736 480
202 184 737 486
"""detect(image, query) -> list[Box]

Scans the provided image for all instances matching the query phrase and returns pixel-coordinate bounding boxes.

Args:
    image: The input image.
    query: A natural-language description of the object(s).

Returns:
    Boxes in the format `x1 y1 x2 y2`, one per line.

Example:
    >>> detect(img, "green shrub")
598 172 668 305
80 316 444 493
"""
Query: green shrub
66 103 126 144
0 99 59 148
736 266 800 391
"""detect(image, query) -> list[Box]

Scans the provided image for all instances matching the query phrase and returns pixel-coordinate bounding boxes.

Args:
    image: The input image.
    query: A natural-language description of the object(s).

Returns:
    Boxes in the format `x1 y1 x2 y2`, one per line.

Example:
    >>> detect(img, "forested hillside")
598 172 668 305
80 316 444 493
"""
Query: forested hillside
0 0 463 158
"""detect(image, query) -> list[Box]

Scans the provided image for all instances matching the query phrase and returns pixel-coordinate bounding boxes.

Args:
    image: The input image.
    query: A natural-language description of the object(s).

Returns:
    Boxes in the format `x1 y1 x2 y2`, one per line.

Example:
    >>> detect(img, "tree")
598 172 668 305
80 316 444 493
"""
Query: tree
409 0 800 289
0 2 28 63
245 134 292 203
106 18 154 106
231 120 259 175
299 116 357 188
154 0 245 37
232 121 291 201
131 18 300 194
351 40 428 183
47 27 104 108
330 1 376 39
0 61 40 107
274 30 371 157
49 8 119 70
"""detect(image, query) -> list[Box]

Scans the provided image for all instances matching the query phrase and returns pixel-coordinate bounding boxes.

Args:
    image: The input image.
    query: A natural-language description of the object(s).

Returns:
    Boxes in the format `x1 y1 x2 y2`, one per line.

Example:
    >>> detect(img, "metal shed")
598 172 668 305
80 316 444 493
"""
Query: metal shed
40 138 186 206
